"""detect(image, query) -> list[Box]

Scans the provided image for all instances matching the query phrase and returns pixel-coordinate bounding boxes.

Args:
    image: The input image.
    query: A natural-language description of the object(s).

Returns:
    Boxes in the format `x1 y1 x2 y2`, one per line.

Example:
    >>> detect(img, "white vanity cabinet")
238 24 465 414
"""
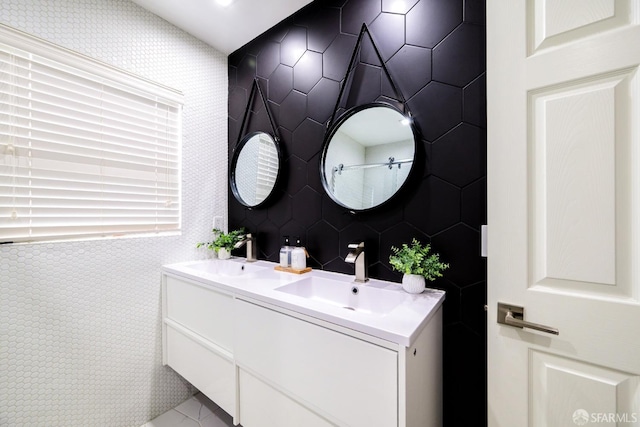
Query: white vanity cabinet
235 299 398 427
234 298 442 427
161 267 443 427
161 275 236 416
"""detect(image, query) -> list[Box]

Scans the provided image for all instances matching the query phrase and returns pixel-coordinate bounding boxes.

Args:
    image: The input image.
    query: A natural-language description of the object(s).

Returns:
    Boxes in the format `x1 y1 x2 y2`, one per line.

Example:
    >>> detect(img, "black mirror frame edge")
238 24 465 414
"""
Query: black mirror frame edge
230 131 282 209
230 78 282 209
319 101 419 214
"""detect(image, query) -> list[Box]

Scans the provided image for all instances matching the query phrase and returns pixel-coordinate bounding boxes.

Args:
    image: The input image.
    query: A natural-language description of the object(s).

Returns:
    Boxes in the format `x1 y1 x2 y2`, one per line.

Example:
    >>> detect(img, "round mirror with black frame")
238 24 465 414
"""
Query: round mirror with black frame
230 131 281 209
320 102 418 212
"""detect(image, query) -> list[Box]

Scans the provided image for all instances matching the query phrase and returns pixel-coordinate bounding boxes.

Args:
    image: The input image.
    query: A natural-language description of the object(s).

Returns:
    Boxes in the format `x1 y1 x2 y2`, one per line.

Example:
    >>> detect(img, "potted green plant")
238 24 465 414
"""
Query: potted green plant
389 238 449 293
197 227 246 260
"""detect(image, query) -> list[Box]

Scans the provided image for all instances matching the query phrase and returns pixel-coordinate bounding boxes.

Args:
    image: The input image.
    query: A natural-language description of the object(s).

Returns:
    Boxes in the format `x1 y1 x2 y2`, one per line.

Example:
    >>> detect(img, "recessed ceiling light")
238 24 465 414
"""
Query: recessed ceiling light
216 0 234 6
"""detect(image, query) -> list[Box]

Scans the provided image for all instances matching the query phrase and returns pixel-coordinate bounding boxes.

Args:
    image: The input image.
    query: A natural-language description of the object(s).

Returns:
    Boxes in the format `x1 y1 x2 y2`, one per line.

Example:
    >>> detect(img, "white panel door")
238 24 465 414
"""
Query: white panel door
487 1 640 426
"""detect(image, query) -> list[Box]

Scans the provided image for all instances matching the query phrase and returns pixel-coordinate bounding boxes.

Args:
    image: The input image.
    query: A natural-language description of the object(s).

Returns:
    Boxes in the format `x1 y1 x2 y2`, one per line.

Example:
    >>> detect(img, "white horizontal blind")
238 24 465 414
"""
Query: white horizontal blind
254 133 279 201
0 25 183 243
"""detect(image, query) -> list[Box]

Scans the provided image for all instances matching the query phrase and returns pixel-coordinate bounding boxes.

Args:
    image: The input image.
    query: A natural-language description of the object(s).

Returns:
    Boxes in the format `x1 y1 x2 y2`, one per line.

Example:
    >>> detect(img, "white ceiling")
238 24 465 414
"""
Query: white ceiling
339 107 413 147
131 0 314 55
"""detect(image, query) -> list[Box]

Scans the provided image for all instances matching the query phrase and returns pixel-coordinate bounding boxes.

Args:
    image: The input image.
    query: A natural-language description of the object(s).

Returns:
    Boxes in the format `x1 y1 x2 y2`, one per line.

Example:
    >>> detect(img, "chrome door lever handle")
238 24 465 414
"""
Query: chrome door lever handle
504 311 559 335
497 303 559 335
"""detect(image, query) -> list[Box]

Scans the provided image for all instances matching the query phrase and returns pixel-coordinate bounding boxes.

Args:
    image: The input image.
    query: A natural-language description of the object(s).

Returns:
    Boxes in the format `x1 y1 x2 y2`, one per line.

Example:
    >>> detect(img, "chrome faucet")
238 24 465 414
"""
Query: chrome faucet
234 233 257 262
345 241 368 283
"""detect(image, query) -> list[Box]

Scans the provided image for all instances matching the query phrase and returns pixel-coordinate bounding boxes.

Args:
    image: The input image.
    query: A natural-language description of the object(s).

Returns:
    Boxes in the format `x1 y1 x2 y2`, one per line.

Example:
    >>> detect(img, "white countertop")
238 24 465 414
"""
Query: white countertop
162 258 445 347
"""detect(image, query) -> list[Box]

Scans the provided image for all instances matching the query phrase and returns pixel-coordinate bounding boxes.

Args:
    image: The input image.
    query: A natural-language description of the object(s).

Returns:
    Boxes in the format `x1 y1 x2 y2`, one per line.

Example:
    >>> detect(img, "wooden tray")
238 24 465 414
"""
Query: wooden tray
274 265 312 274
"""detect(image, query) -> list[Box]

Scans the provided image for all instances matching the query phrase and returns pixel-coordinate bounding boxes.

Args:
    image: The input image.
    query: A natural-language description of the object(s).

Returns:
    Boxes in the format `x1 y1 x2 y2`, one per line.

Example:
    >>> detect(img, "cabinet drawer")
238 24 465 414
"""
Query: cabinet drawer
165 276 233 351
239 369 334 427
235 300 398 427
166 324 235 416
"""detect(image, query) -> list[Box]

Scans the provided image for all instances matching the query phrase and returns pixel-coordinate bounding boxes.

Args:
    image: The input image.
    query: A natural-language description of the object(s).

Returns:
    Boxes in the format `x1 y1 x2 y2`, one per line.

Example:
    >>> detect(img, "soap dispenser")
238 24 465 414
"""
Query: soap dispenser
291 236 307 270
279 235 292 268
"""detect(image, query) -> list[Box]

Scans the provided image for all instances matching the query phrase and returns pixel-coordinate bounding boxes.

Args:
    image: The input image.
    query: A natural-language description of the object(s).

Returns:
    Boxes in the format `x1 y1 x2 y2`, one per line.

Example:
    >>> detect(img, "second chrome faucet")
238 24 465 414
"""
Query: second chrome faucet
345 241 368 283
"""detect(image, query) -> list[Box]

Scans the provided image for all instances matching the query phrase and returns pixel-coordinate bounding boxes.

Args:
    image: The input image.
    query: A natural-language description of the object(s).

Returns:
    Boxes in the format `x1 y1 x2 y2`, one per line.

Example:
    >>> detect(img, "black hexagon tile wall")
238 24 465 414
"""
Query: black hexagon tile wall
228 1 487 426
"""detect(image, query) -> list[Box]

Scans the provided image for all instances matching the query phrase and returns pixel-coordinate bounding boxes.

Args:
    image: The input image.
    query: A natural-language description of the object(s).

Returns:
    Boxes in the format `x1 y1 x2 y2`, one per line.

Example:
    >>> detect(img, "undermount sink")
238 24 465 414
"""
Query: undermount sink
275 276 406 316
183 259 265 277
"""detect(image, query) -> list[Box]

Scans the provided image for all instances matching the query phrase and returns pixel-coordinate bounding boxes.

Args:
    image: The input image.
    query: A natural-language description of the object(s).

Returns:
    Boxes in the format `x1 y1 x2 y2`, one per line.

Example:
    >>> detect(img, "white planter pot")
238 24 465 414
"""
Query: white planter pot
217 248 231 260
402 274 426 294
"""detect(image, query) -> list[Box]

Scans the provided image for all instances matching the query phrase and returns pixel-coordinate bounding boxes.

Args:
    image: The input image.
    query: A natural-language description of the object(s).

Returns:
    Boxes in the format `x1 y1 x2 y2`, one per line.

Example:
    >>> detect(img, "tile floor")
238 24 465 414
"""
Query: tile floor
142 393 237 427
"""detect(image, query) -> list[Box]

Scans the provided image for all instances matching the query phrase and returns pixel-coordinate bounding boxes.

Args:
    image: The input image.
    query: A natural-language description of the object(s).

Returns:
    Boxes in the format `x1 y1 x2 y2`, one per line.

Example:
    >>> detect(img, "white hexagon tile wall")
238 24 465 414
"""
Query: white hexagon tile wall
0 1 228 425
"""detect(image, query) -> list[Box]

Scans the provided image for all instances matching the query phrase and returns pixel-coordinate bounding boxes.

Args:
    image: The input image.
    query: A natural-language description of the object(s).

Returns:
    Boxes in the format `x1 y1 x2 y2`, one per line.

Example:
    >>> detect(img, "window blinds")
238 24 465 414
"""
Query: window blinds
254 133 279 201
0 25 183 243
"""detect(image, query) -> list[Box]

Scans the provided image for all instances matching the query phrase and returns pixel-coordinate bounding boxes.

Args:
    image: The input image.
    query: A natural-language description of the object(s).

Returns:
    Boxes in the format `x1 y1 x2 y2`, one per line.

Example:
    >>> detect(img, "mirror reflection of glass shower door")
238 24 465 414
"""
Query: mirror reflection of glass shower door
331 166 365 210
331 158 412 210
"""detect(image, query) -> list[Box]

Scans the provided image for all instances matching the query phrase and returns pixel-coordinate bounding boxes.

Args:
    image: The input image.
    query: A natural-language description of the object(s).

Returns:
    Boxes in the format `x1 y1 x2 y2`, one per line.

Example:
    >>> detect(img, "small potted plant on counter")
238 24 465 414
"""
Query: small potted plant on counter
389 238 449 294
197 227 245 260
